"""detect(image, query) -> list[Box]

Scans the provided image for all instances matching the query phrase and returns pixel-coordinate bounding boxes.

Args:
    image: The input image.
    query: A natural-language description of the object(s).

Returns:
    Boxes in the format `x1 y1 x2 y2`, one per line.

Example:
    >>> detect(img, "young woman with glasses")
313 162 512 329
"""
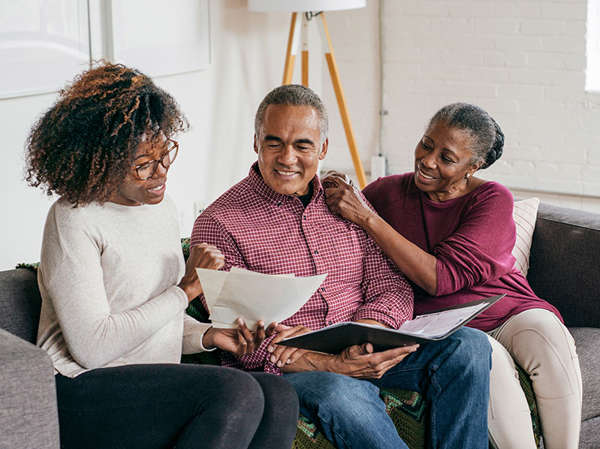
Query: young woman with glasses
26 63 299 449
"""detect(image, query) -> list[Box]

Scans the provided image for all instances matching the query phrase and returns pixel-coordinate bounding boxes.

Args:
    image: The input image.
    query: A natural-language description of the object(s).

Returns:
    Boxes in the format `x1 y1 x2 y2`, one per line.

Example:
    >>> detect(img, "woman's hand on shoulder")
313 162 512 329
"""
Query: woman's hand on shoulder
178 243 225 302
322 171 374 227
202 318 268 357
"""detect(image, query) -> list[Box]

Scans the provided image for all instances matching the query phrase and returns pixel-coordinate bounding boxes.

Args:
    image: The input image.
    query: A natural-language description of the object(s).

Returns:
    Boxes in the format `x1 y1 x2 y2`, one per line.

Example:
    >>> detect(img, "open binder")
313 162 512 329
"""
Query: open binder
279 294 505 354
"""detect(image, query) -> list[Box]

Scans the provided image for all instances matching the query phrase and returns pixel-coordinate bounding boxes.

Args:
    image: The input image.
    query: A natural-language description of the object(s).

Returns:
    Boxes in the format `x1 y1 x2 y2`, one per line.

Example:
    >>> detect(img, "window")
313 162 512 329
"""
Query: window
586 0 600 91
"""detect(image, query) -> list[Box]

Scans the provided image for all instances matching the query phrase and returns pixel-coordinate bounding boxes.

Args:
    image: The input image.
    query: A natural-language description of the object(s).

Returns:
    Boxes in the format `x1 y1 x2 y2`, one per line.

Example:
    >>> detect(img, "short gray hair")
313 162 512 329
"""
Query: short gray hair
254 84 328 144
428 102 504 169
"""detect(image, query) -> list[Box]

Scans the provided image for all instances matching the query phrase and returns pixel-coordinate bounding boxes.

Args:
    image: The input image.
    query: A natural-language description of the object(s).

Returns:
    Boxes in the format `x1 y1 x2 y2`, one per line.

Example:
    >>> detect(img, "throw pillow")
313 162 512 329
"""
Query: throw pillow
512 198 540 277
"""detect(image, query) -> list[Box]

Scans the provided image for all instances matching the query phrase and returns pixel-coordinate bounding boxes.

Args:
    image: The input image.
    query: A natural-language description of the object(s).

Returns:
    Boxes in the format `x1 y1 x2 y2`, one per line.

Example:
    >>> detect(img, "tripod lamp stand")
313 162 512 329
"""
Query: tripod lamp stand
248 0 368 188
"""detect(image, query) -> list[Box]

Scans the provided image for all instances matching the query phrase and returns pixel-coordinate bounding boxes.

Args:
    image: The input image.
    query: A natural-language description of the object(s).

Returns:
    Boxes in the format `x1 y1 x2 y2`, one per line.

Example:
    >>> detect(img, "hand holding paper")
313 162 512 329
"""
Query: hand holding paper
195 267 327 329
203 317 267 357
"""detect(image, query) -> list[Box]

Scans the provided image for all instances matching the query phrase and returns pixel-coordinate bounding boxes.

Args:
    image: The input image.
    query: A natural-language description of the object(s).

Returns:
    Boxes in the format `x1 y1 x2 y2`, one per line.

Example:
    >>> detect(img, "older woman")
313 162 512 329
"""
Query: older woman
324 103 582 449
26 63 298 449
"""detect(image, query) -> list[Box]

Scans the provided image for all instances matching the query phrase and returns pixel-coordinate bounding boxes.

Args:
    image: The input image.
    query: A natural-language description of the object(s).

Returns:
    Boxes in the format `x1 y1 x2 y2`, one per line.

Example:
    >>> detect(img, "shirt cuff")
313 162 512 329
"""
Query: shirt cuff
353 309 401 329
264 360 283 376
198 326 217 352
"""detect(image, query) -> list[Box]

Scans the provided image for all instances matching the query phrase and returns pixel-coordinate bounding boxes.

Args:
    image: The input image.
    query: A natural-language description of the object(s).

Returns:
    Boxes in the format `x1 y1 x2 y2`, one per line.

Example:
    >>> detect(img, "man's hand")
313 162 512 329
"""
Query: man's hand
331 342 419 379
202 318 268 357
267 323 311 368
178 243 225 302
269 320 420 378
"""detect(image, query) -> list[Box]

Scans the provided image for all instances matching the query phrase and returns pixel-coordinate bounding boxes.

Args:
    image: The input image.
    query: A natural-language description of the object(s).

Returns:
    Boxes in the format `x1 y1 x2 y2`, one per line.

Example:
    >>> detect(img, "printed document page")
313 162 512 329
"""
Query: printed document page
195 267 327 328
397 304 486 339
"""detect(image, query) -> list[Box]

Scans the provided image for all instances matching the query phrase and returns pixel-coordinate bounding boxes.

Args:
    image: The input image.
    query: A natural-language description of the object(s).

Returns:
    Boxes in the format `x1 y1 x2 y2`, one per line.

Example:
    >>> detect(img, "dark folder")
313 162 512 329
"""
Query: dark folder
278 294 504 354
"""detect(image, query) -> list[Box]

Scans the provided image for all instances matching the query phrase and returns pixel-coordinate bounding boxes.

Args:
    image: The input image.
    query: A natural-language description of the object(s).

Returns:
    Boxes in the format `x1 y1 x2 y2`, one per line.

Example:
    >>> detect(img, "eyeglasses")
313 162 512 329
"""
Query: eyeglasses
133 138 179 180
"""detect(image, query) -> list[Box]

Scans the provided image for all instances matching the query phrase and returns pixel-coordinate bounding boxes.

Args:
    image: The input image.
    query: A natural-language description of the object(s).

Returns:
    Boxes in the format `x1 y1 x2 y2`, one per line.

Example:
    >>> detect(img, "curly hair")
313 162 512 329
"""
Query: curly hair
25 63 188 206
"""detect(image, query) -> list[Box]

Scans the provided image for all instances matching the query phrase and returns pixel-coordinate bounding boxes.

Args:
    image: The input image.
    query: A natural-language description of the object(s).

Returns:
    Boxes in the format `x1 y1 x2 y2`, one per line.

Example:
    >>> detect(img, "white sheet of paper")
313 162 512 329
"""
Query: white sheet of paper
195 268 327 329
397 304 486 339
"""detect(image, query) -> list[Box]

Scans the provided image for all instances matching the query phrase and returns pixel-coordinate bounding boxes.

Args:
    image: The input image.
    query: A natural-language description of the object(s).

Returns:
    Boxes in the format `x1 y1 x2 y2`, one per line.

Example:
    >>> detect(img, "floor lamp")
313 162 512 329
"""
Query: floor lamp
248 0 368 188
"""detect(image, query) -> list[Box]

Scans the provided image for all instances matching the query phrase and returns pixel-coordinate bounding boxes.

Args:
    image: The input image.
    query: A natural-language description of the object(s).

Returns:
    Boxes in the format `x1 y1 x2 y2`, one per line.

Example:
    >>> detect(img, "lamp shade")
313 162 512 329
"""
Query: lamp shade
248 0 366 12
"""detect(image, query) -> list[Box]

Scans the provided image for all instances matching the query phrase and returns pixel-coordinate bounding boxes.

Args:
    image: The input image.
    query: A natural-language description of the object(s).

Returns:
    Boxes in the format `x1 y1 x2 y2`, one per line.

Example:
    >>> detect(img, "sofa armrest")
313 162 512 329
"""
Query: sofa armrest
0 328 60 449
527 203 600 328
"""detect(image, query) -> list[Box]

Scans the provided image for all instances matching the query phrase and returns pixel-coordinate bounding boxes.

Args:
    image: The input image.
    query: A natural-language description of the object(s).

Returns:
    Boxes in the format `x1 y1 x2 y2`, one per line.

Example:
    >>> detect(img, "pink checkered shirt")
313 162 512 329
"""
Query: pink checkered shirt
191 163 414 374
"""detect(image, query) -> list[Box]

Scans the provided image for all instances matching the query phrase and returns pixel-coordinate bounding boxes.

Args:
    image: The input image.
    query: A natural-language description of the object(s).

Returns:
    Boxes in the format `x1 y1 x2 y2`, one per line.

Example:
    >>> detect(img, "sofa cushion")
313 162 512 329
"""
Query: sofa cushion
569 327 600 422
0 268 42 343
528 204 600 328
512 198 539 277
580 416 600 449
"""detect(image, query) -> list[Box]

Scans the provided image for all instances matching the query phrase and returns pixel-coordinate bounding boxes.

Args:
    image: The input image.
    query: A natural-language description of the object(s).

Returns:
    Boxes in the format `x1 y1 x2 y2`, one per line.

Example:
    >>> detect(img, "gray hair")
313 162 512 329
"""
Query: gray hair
428 103 504 169
254 84 329 144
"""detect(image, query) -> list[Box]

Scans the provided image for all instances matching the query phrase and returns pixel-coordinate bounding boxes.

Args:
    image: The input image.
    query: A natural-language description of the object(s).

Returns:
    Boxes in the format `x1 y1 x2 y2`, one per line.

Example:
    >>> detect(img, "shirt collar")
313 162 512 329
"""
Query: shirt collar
248 162 323 206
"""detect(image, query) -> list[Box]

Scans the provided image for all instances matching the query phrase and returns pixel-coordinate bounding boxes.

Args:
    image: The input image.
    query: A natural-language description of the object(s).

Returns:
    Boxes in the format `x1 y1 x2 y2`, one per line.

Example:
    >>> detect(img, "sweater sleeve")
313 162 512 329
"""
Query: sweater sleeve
40 204 189 369
182 314 213 354
434 184 517 296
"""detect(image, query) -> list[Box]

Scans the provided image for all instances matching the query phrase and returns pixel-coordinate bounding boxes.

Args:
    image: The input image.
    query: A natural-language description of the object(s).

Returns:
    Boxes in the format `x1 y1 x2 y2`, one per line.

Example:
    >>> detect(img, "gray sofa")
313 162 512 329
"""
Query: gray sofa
0 202 598 449
0 270 60 449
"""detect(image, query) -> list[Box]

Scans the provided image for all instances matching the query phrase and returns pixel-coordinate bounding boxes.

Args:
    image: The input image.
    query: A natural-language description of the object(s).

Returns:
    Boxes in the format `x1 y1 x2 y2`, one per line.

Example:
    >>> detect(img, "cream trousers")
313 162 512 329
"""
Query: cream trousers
486 308 583 449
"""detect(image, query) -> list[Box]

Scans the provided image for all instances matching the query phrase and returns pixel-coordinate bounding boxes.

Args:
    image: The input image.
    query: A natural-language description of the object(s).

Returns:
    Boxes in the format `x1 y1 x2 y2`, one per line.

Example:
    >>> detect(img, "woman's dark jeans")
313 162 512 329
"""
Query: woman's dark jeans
55 363 299 449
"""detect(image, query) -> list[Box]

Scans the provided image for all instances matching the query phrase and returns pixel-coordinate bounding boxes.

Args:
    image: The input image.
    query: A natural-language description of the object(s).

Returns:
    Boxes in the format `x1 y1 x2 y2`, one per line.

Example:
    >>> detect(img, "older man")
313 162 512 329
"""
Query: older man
191 85 491 449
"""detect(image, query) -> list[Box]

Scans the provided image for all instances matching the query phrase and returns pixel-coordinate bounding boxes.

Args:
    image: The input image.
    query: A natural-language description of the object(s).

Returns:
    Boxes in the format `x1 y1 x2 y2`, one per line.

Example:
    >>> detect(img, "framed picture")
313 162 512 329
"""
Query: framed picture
0 0 211 99
90 0 211 77
0 0 91 99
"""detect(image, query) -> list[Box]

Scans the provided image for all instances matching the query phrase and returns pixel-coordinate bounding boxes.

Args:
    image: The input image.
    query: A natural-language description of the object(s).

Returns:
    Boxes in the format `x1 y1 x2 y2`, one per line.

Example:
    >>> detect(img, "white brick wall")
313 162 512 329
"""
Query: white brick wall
379 0 600 210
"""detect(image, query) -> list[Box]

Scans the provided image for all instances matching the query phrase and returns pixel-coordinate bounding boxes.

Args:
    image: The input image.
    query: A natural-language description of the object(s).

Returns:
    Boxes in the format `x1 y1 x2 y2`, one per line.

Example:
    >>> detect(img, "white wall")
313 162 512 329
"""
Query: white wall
2 92 59 270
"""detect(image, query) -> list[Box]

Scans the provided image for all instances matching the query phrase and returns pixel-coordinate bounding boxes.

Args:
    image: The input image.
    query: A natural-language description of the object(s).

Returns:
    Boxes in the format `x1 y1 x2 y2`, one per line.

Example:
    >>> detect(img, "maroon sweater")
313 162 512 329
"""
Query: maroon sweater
363 173 561 332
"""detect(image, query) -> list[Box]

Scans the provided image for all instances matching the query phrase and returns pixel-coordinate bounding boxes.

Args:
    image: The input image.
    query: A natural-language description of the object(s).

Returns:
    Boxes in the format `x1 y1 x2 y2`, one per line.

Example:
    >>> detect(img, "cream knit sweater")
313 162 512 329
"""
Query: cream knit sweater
37 196 210 377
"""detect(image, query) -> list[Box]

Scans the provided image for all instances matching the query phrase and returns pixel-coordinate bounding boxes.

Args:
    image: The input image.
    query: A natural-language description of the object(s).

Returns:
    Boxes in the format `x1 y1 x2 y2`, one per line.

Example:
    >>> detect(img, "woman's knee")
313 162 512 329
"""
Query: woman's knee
497 309 566 342
498 310 581 398
501 310 577 366
251 373 299 415
201 367 265 413
487 334 518 375
486 335 531 417
252 373 299 424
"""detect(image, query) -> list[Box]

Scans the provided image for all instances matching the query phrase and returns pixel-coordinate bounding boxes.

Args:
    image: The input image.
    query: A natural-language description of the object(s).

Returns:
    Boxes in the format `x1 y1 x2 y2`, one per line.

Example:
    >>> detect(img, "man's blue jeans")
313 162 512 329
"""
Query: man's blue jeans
284 327 492 449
